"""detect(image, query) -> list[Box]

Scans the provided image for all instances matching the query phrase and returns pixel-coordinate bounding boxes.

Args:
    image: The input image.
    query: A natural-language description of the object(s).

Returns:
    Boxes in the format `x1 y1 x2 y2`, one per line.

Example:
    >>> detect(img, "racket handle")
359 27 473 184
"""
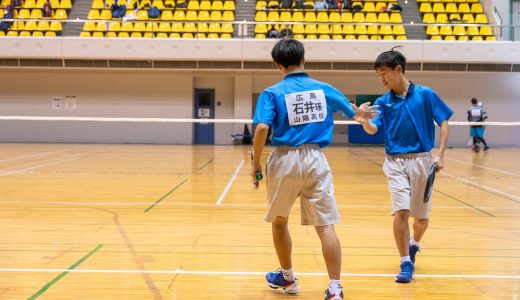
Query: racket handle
255 172 263 181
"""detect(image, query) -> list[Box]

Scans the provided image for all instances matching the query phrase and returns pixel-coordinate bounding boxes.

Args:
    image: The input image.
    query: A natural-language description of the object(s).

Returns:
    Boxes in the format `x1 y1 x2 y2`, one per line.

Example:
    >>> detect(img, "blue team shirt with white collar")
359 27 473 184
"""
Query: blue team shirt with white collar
370 83 453 155
253 72 355 147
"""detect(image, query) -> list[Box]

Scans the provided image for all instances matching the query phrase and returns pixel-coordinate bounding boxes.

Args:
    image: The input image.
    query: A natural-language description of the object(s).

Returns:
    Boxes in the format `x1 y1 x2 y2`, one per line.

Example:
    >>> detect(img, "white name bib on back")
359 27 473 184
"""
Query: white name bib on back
285 90 327 126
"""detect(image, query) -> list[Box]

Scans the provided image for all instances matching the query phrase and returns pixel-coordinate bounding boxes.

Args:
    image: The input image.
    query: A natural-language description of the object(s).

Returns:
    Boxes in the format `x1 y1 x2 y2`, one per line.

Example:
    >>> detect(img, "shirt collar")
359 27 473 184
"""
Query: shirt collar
390 81 415 100
284 72 309 79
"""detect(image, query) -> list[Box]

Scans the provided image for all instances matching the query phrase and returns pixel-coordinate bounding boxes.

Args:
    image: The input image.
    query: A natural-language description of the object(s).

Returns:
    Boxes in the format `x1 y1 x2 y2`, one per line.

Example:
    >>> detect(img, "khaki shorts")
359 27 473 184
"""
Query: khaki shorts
383 152 433 219
264 144 340 226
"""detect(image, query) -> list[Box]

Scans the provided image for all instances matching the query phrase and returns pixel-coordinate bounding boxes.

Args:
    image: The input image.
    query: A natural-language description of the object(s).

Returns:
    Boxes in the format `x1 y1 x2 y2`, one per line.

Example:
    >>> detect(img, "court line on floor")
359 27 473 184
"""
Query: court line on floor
434 189 494 217
144 179 188 212
216 159 244 205
0 149 70 163
0 157 79 177
446 157 520 177
27 244 103 300
5 268 519 280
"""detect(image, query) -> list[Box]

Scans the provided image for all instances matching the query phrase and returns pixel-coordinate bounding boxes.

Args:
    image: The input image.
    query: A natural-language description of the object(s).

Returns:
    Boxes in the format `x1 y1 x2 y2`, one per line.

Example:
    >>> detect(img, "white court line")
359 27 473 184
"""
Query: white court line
215 159 244 205
0 268 518 279
446 157 520 177
2 200 520 210
442 171 520 202
0 149 70 163
0 157 79 177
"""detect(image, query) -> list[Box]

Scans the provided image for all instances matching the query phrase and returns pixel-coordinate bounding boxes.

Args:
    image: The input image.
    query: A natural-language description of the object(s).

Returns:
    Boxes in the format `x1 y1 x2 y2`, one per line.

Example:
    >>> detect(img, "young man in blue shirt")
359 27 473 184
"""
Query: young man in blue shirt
251 38 378 300
356 49 453 283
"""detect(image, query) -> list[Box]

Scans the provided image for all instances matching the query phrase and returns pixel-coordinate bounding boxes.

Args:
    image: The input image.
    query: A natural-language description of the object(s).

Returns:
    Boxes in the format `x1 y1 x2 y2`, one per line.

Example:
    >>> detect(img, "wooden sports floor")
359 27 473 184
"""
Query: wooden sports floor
0 143 519 299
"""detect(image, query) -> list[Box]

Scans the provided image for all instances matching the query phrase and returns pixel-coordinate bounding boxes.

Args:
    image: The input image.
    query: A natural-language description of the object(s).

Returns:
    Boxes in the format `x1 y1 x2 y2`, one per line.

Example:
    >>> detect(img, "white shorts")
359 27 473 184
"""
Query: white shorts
383 152 433 219
264 144 340 226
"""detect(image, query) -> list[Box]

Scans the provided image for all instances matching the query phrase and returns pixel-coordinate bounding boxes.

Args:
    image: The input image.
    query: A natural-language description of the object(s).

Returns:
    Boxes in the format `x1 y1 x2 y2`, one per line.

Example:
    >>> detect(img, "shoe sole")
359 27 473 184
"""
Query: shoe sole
266 282 300 294
395 276 413 283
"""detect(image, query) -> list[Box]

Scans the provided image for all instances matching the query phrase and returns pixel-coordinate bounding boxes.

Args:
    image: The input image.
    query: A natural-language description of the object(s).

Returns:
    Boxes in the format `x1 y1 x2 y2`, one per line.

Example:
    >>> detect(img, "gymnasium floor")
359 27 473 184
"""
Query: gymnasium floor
0 144 519 299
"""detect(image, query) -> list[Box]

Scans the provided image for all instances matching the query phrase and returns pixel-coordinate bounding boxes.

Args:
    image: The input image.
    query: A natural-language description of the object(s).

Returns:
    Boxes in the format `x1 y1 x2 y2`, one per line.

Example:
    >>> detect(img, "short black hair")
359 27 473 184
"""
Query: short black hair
271 38 305 69
471 98 478 104
374 46 407 74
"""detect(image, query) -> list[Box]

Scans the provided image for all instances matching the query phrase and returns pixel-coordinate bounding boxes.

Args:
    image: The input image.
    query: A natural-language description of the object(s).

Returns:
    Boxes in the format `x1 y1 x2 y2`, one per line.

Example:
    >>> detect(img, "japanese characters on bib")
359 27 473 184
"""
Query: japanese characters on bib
285 90 327 126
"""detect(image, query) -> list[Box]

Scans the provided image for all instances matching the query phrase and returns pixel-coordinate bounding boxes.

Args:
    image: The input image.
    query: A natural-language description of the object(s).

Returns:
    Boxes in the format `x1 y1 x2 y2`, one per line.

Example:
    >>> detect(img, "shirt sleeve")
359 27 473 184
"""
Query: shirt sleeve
428 89 453 125
369 97 384 129
253 90 276 125
326 85 355 118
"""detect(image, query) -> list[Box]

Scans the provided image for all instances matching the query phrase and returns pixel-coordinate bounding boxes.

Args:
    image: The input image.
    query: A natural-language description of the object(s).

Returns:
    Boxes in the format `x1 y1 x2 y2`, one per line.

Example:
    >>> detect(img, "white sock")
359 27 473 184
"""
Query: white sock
328 279 342 295
281 267 295 282
410 237 420 247
401 256 411 263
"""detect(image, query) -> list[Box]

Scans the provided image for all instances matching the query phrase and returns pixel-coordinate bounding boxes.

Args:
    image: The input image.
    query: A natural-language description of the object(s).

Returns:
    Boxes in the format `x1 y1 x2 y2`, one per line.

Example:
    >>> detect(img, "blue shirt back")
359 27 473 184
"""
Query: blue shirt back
370 83 453 155
253 72 355 147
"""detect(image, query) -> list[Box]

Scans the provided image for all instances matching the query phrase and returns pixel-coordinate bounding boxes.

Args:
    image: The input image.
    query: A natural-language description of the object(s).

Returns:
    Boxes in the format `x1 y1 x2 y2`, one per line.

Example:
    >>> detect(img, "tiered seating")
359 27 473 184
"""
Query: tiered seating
254 0 407 40
0 0 70 36
81 0 236 38
418 0 495 41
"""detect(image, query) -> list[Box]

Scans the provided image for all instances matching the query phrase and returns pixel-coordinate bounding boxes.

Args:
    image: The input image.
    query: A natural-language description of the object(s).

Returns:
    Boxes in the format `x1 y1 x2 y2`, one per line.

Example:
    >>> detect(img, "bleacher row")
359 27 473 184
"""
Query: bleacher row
418 1 494 40
80 21 233 37
0 0 69 36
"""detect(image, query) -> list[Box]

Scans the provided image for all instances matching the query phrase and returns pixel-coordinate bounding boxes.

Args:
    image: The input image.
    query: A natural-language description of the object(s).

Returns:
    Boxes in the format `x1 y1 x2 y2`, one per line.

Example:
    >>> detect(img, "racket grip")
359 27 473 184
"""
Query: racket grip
255 172 263 181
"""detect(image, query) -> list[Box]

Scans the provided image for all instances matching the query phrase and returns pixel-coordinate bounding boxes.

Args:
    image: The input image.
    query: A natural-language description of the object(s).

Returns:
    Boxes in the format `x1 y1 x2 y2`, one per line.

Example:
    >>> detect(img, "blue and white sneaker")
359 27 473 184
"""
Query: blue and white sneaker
409 244 420 264
266 269 300 294
324 288 344 300
395 261 414 283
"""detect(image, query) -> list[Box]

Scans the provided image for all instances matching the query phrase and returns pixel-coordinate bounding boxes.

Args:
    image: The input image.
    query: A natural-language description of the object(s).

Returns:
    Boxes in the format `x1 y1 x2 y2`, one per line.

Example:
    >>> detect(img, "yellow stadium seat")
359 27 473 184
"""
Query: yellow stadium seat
139 0 151 8
254 23 267 33
143 32 154 38
198 10 209 21
199 0 211 10
392 24 405 35
304 23 317 34
266 11 278 22
49 21 62 31
60 0 71 9
389 13 402 23
396 35 407 40
419 3 432 13
364 2 376 12
445 3 457 13
222 11 234 21
196 22 208 32
100 9 112 20
344 34 356 40
383 35 395 40
462 13 474 23
475 14 488 24
319 34 330 39
370 35 381 40
472 35 483 41
432 3 445 13
449 13 461 22
220 22 232 33
292 11 304 22
171 22 183 32
485 36 496 41
106 31 117 37
223 1 235 10
183 22 196 32
25 21 38 31
317 24 330 34
353 12 365 22
255 11 267 22
367 25 378 35
444 35 456 40
426 25 439 35
88 9 100 19
18 9 31 18
30 9 42 19
24 0 36 8
436 13 448 23
343 24 355 34
304 11 316 22
211 0 223 10
210 10 222 21
255 0 266 10
331 24 342 34
365 12 377 22
316 11 328 22
7 31 18 36
306 34 317 40
379 24 392 35
329 11 343 22
187 0 199 9
458 35 469 40
137 10 148 20
340 12 352 22
357 35 369 40
480 25 492 36
144 22 157 32
0 9 3 18
377 12 389 23
157 22 170 32
439 25 452 35
332 34 343 40
164 0 174 7
443 0 453 3
45 31 56 36
133 21 146 31
207 33 219 38
152 0 164 9
118 32 129 37
375 2 387 10
12 21 24 31
453 25 466 35
471 3 483 13
93 31 105 37
467 25 479 35
423 13 435 23
431 35 442 40
458 3 470 13
292 23 304 34
83 21 96 31
354 24 367 34
50 0 59 7
96 22 107 31
154 32 166 38
196 32 206 38
280 11 292 22
208 22 220 32
32 31 43 36
255 33 266 39
108 21 121 31
121 22 134 31
80 31 91 37
173 10 186 20
37 21 50 30
161 10 173 20
54 9 67 19
186 10 198 20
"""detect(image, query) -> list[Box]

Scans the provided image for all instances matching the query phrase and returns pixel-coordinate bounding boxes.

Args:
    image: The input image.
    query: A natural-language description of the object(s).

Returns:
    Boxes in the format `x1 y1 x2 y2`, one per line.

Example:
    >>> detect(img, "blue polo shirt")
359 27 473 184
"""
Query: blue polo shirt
371 83 453 155
253 72 355 147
